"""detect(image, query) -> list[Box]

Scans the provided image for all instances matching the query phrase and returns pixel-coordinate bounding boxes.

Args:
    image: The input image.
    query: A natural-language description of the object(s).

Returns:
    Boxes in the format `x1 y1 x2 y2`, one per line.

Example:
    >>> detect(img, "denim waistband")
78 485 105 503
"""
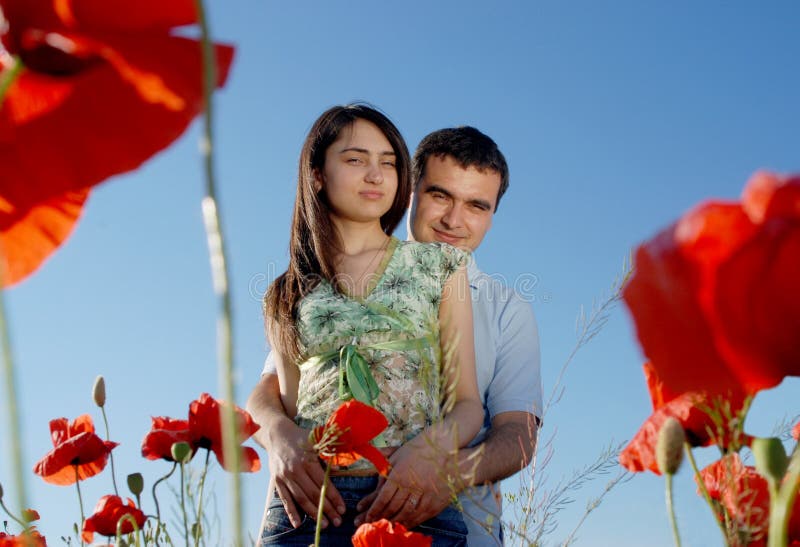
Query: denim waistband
327 475 379 493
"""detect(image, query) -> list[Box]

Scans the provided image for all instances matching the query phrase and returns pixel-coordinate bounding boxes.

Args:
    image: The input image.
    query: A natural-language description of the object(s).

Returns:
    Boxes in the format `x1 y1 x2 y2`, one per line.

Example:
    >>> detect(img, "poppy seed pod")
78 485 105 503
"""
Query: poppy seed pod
752 437 788 485
171 441 192 464
656 417 685 475
127 473 144 496
93 375 106 407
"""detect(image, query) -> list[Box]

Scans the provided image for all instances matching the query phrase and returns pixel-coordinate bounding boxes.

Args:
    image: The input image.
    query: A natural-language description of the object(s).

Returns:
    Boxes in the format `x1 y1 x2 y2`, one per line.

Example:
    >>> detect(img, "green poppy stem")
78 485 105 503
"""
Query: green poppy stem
767 443 800 547
665 473 682 547
0 495 27 530
179 460 190 547
314 464 332 547
74 466 86 546
191 1 242 544
0 277 28 544
194 449 212 546
151 463 177 547
115 513 142 547
685 443 730 545
100 406 120 496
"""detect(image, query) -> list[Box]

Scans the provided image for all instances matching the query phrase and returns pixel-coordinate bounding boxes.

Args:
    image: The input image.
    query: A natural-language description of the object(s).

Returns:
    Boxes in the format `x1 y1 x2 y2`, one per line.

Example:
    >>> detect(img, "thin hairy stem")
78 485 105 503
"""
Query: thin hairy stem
665 474 682 547
0 262 29 544
314 464 331 547
75 466 86 546
179 461 190 546
685 444 729 545
191 1 241 544
194 449 212 546
100 406 119 496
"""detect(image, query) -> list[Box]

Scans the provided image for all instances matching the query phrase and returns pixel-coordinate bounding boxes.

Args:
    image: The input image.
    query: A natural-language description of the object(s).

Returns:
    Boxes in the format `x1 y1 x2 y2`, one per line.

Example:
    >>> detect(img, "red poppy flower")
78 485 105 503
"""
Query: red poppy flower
620 363 748 474
140 416 193 462
81 495 146 543
352 518 432 547
698 453 800 546
623 171 800 399
0 528 46 546
792 421 800 441
33 414 117 485
0 0 235 286
187 393 261 472
312 400 390 476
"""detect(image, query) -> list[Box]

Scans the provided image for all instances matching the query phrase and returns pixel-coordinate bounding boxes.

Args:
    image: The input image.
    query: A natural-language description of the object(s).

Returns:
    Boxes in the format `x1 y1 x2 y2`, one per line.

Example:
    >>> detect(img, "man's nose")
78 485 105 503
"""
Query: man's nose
364 161 383 184
441 203 463 228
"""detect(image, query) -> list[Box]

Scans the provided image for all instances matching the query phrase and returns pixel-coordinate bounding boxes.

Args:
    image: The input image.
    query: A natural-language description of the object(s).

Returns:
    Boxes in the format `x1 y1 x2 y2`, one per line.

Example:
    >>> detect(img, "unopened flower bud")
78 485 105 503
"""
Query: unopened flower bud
752 437 788 485
171 441 192 464
656 417 685 475
21 508 40 523
93 375 106 407
127 473 144 496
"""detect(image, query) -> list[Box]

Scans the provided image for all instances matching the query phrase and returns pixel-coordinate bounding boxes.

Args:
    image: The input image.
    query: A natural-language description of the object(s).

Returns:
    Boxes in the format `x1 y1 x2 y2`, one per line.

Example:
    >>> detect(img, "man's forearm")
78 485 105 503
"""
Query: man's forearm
459 412 539 488
245 373 297 451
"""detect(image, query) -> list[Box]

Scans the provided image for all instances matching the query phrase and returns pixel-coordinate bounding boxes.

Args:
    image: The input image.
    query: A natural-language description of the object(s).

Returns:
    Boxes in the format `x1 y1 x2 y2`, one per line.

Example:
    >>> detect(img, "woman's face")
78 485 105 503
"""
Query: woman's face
315 118 398 226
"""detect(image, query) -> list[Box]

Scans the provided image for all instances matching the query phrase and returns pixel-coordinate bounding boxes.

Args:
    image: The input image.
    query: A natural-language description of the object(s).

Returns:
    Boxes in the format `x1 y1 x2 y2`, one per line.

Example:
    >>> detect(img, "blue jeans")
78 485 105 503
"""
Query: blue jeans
260 475 468 546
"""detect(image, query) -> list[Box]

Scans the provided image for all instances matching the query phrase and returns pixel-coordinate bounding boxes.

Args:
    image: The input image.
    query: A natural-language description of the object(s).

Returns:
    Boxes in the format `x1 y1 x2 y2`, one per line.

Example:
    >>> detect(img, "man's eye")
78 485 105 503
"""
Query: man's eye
431 192 447 200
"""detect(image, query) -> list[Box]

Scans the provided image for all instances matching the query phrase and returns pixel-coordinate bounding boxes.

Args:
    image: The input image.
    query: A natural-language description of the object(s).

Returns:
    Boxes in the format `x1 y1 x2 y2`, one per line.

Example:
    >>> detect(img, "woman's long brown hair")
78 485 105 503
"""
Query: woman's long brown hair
264 104 411 364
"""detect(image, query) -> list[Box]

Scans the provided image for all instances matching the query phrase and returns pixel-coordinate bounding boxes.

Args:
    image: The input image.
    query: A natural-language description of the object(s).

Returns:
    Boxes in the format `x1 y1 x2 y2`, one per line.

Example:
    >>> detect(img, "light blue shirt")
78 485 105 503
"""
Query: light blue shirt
260 257 543 545
459 257 542 546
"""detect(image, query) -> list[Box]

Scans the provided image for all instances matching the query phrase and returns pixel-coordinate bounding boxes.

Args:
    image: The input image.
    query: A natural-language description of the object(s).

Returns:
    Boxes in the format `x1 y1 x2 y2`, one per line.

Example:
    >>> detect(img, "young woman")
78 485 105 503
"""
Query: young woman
260 104 483 546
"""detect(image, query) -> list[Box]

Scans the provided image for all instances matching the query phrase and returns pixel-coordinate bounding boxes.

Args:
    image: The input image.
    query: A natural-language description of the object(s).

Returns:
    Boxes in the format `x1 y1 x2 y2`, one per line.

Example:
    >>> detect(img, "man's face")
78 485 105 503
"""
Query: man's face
408 154 501 252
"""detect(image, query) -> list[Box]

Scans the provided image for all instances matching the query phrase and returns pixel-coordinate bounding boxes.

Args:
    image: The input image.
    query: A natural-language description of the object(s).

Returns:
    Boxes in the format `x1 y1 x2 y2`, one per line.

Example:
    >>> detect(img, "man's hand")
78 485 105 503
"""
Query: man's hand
354 440 461 529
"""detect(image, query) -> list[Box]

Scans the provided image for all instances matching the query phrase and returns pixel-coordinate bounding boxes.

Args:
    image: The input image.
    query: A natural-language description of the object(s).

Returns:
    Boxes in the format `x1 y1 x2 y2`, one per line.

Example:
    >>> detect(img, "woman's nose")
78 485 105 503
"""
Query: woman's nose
364 161 383 184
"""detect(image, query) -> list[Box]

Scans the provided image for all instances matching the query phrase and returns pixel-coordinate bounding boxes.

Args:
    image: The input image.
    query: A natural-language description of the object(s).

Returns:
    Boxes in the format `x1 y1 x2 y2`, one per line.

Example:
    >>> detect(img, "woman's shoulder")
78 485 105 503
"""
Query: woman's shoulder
394 239 470 274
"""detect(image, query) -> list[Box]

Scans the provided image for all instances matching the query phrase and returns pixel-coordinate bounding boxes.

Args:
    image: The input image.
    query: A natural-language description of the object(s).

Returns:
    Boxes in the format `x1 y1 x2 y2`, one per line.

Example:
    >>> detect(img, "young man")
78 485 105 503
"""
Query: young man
247 126 542 545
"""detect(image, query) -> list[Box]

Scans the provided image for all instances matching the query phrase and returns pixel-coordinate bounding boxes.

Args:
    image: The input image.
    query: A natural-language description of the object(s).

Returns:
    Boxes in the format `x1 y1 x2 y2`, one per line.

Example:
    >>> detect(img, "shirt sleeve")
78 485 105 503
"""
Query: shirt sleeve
485 293 543 421
261 350 277 376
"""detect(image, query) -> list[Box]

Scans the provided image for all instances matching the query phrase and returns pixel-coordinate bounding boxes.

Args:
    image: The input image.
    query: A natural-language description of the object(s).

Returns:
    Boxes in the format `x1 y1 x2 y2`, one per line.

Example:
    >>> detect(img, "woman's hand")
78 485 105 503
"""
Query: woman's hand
269 420 345 528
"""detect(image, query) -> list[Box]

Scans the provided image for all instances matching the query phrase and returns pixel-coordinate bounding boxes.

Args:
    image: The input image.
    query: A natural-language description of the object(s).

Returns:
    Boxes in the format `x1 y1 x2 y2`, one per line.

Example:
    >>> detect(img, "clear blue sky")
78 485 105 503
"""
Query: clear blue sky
2 1 799 545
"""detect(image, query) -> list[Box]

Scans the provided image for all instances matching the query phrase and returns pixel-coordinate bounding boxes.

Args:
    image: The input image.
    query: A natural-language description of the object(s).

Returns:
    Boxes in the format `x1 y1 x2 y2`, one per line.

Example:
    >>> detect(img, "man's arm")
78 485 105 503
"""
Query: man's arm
246 371 345 528
357 291 542 528
355 410 537 528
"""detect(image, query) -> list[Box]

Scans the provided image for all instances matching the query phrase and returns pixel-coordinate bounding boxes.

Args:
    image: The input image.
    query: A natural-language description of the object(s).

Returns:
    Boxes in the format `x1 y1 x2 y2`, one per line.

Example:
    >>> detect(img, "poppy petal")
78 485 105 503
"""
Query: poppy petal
0 189 88 287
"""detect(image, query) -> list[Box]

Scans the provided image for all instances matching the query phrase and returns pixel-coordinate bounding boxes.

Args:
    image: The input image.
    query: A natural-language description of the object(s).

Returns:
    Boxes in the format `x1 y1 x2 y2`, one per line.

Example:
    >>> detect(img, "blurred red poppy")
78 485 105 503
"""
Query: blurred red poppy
0 0 235 286
793 421 800 441
312 400 390 476
0 528 46 546
698 453 800 546
141 416 193 462
620 363 748 474
187 393 261 472
352 518 432 547
33 414 117 485
81 494 146 543
623 172 800 397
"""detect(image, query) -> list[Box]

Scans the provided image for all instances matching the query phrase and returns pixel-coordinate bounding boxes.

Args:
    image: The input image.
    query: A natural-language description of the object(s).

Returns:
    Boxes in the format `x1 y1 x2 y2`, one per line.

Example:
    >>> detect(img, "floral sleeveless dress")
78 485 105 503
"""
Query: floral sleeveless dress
293 237 468 466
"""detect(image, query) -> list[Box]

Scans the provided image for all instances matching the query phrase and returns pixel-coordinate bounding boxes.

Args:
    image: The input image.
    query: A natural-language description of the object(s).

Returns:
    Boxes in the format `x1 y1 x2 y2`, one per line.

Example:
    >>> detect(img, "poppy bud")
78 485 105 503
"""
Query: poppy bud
127 473 144 496
171 441 192 464
21 508 40 523
752 437 788 485
656 417 685 475
93 375 106 407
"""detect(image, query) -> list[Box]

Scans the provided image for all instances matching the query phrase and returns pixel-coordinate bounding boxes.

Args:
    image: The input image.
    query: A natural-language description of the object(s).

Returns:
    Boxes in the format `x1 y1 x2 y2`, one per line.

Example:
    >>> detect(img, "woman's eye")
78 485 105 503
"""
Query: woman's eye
382 160 396 167
347 157 362 165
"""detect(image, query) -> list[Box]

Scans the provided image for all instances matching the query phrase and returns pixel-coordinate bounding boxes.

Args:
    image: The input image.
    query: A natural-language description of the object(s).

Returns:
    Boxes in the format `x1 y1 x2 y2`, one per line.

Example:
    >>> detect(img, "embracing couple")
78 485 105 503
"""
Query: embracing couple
247 104 542 546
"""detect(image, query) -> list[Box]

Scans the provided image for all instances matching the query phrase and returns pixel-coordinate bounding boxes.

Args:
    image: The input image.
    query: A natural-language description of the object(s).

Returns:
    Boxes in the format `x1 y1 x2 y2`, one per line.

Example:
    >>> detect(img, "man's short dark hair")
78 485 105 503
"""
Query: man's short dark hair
412 126 510 211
